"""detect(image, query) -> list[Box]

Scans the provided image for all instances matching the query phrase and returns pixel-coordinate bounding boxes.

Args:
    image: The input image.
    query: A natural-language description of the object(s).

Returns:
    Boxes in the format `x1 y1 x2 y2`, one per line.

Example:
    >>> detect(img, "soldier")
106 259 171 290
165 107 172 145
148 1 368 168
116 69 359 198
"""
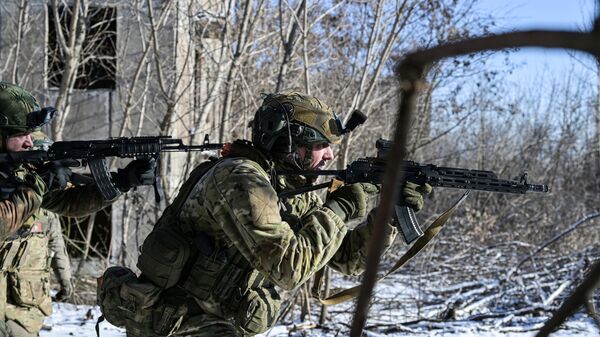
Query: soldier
30 133 74 303
0 82 155 337
100 91 431 337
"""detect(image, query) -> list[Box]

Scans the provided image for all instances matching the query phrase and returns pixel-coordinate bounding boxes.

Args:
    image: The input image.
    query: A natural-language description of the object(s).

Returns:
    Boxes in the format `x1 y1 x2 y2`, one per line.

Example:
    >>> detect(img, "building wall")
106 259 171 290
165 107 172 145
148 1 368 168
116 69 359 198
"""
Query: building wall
0 0 226 271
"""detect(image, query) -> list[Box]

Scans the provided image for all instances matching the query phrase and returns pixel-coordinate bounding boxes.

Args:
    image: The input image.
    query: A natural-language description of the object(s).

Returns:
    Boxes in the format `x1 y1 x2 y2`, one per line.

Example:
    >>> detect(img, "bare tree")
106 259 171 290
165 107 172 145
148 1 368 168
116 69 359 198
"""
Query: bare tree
48 0 89 140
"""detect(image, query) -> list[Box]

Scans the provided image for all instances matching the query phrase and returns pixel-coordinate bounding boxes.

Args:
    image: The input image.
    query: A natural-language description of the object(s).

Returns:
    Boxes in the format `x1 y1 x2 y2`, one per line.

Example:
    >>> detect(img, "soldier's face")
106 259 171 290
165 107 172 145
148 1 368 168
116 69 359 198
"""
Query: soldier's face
5 133 33 152
298 142 334 170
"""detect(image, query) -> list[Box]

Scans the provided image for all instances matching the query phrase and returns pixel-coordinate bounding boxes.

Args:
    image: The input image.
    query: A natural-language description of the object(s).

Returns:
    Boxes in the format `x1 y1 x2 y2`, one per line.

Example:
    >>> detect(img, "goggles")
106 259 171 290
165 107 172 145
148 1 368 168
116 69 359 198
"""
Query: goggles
0 106 57 132
27 107 57 129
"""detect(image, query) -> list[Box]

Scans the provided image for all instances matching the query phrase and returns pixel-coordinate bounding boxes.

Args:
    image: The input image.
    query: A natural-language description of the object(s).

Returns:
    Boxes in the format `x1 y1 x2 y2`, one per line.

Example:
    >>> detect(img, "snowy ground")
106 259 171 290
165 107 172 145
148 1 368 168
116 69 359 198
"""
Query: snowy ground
40 302 599 337
39 257 600 337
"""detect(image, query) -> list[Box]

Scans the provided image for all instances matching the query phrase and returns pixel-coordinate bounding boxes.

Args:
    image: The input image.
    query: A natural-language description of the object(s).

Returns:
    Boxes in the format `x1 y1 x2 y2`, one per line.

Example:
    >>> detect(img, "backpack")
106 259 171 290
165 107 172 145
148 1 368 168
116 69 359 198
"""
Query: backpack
96 266 187 337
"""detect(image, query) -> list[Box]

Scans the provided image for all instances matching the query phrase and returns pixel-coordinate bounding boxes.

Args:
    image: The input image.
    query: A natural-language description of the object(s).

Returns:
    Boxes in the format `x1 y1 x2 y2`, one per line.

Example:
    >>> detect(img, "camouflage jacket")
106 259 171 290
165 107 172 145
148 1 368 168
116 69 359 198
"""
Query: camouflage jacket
0 209 72 333
0 164 110 241
0 164 108 333
178 141 398 291
5 210 73 287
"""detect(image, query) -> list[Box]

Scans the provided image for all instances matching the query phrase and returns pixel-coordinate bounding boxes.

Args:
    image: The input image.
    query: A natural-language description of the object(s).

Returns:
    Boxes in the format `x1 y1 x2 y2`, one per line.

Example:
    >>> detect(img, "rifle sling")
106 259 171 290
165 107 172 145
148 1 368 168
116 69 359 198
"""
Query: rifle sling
312 191 469 306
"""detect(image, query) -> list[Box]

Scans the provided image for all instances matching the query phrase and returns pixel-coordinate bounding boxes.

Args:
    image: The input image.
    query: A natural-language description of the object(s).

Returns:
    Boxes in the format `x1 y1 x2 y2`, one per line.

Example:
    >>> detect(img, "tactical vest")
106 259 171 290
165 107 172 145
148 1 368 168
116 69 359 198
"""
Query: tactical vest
0 209 53 333
137 143 281 335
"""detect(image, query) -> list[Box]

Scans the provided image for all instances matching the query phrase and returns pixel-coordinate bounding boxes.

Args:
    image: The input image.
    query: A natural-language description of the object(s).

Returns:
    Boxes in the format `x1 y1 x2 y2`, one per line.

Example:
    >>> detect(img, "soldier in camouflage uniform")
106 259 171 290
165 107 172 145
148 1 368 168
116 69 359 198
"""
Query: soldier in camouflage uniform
30 132 73 307
103 91 430 337
0 82 156 337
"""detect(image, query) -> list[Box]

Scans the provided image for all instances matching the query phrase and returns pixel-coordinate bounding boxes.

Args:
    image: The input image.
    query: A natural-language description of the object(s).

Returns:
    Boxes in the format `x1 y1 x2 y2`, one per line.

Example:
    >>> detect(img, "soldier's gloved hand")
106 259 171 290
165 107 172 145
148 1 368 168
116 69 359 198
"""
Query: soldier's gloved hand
324 183 379 221
403 181 432 212
38 159 78 191
54 280 73 302
23 172 48 197
114 158 156 192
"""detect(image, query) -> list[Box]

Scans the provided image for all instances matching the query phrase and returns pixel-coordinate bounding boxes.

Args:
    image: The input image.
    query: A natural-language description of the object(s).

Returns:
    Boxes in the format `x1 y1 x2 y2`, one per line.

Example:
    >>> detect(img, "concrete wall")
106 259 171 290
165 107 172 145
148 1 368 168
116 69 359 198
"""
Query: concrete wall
0 0 226 271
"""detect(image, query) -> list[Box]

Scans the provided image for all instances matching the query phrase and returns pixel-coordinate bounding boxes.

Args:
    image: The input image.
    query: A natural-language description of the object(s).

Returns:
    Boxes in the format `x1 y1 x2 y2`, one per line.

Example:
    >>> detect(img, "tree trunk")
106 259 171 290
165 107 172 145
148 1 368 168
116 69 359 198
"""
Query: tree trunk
595 58 600 175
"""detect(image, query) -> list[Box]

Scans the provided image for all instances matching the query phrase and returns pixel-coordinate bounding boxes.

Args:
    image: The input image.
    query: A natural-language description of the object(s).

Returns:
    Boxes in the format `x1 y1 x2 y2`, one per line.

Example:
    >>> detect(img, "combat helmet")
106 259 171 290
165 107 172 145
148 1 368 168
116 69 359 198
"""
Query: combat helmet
252 90 343 154
0 82 56 138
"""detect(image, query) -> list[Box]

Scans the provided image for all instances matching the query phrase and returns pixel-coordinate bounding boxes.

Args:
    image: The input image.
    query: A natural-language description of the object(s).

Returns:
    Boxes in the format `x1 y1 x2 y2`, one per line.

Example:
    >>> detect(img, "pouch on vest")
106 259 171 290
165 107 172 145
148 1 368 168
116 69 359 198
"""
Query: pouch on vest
5 234 52 316
235 285 282 335
179 234 231 302
181 242 280 334
97 266 187 337
6 270 52 315
119 281 181 337
9 234 50 271
97 266 138 328
4 302 47 333
137 224 191 289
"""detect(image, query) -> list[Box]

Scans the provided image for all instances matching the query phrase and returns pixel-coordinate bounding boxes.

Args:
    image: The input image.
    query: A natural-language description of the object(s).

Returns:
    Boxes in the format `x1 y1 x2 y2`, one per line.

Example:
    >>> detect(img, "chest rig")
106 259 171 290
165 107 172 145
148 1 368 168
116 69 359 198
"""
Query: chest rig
0 208 54 330
0 166 51 277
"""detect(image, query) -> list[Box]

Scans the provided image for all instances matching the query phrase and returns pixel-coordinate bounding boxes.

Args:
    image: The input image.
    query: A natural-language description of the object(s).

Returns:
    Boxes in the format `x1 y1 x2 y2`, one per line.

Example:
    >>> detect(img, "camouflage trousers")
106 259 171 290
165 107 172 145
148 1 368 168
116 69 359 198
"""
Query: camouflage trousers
0 320 9 337
170 313 242 337
3 304 44 337
0 320 37 337
123 313 243 337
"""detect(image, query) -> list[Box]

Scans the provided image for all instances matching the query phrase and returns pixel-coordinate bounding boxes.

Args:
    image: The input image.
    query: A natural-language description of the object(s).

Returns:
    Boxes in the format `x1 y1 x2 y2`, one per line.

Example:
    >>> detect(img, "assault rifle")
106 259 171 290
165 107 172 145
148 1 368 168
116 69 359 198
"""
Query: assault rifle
277 139 549 244
0 135 223 201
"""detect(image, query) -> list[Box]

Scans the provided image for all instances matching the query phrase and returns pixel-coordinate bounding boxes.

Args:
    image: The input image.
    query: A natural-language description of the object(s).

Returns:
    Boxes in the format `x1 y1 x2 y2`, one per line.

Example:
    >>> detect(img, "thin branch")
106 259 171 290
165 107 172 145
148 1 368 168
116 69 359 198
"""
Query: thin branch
509 211 600 277
349 28 600 337
274 0 305 91
536 260 600 337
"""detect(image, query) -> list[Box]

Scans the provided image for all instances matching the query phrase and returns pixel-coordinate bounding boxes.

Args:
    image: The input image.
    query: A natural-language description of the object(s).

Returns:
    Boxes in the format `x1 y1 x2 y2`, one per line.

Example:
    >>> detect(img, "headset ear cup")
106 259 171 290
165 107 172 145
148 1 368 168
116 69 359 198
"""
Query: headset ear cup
270 113 286 134
261 107 286 135
289 124 303 138
253 106 289 151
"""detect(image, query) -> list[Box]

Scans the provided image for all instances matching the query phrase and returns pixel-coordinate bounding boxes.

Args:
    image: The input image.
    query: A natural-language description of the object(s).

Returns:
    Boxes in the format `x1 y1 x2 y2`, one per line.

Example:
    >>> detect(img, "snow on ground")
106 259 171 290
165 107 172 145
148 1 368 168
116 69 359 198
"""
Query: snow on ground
40 302 599 337
39 266 600 336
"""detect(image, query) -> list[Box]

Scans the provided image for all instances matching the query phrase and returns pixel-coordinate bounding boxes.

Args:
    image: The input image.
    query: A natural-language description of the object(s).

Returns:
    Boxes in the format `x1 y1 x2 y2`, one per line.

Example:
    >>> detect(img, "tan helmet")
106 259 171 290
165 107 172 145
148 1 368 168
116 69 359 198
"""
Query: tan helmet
0 82 56 138
252 90 342 153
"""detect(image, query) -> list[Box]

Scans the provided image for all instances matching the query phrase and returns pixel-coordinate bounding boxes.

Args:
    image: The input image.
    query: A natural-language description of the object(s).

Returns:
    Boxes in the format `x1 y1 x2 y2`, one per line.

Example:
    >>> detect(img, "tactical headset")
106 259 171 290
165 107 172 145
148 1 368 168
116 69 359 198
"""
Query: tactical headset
252 101 338 154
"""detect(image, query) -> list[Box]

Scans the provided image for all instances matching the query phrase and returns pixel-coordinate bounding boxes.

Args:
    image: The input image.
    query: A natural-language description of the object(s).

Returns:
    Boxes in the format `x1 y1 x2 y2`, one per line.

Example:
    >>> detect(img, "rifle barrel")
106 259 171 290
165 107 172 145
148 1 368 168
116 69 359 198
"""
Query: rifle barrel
160 144 224 152
276 169 346 177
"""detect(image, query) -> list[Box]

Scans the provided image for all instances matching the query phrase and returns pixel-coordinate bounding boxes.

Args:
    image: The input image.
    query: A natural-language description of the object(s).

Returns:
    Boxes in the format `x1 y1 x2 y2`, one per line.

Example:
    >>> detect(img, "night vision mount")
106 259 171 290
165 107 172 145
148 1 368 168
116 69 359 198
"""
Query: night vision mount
341 109 367 134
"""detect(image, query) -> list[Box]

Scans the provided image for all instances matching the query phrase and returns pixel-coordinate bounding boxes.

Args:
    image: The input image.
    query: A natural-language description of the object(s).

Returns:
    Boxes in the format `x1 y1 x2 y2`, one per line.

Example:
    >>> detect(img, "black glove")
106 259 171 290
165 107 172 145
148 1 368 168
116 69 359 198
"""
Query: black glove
114 158 156 192
324 183 379 221
38 159 78 191
54 281 73 302
0 174 22 200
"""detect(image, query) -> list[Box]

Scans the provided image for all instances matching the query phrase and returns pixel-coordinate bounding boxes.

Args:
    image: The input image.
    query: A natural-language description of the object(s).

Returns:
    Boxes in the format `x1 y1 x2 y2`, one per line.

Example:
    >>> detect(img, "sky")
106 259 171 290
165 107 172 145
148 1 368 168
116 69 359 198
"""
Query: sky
473 0 597 86
480 0 595 30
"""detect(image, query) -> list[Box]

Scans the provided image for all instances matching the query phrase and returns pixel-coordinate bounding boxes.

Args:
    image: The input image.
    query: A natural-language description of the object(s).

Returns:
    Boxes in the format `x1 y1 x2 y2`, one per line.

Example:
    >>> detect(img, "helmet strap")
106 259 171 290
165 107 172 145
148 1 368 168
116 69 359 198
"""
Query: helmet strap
271 99 293 154
298 147 317 184
301 145 314 169
291 150 304 170
292 144 314 169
